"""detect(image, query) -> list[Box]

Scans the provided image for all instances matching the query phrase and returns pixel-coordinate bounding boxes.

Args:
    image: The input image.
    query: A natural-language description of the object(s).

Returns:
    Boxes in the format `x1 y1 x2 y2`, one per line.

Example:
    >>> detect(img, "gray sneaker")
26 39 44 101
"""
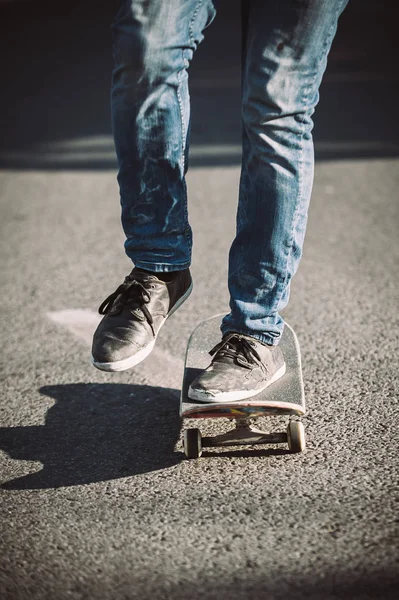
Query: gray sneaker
188 333 286 403
91 267 192 372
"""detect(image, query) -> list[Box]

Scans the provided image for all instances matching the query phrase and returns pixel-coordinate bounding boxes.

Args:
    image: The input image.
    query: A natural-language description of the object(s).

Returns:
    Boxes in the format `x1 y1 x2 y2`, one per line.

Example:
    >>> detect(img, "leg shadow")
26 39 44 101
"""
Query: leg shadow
0 383 182 490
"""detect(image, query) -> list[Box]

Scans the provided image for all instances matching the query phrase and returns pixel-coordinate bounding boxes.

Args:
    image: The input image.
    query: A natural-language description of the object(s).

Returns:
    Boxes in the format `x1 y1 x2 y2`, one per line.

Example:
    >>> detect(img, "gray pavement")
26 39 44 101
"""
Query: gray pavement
1 1 398 599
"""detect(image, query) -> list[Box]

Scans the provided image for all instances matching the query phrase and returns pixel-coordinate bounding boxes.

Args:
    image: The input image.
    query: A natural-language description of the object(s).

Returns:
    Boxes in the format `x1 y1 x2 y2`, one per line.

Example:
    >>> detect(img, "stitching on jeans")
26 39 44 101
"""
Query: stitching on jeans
176 69 186 168
189 0 204 48
175 2 205 256
176 67 191 254
273 0 346 316
180 0 204 171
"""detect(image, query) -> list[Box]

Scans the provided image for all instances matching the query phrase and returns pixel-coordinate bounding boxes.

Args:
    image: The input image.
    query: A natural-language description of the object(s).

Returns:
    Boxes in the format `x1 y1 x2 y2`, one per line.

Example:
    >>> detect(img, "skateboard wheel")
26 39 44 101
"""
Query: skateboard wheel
183 428 202 459
287 420 306 453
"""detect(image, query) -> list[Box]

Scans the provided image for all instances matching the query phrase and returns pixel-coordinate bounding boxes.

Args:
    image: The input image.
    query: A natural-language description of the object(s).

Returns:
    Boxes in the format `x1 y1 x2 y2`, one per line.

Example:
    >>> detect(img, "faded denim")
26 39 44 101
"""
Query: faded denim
111 0 349 345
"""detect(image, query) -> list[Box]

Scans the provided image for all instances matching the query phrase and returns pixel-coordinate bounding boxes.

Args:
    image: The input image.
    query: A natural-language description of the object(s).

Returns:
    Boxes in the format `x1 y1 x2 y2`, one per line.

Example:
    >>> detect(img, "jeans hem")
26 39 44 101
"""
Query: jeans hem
134 260 191 273
220 326 282 347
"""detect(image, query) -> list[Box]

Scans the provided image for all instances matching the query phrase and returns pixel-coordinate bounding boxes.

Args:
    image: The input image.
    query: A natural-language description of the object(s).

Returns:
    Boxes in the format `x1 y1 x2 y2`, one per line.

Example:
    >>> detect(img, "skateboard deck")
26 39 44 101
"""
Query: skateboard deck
180 314 306 457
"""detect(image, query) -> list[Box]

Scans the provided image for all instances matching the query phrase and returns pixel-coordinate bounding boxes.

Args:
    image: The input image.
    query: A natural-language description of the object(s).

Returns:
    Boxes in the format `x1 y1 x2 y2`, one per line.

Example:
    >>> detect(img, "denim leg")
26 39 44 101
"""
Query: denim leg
111 0 216 272
222 0 349 344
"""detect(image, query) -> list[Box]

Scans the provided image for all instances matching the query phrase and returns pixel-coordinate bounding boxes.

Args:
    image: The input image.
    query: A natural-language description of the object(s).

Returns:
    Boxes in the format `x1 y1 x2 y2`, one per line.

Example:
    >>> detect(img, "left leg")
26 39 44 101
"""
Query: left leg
222 0 349 345
188 0 349 402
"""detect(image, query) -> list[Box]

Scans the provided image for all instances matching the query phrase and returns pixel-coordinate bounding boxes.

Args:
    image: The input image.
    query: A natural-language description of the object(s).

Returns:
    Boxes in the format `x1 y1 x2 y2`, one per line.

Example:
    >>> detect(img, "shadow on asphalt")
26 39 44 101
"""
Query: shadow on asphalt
0 383 183 490
97 571 399 600
126 572 397 600
201 447 291 458
0 0 397 170
0 382 297 489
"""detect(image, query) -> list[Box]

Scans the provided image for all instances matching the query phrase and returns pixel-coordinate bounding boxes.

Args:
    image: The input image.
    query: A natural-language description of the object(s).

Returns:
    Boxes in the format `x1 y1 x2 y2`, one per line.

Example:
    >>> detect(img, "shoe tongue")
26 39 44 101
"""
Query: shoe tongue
225 336 246 350
133 268 178 283
130 269 159 283
215 336 254 366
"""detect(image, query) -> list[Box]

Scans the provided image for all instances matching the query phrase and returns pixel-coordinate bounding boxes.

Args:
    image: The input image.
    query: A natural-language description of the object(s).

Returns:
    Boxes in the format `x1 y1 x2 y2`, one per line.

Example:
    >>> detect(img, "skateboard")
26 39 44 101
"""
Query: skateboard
180 314 306 458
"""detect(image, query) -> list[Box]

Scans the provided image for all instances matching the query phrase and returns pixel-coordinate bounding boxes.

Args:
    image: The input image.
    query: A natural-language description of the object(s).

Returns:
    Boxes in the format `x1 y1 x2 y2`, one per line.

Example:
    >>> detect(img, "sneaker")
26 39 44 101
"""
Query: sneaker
188 333 286 403
91 267 192 371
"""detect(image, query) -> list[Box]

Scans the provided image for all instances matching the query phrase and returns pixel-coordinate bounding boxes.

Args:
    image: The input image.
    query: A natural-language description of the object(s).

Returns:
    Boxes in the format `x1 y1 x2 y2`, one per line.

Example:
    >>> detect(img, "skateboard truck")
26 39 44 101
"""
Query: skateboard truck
183 417 305 458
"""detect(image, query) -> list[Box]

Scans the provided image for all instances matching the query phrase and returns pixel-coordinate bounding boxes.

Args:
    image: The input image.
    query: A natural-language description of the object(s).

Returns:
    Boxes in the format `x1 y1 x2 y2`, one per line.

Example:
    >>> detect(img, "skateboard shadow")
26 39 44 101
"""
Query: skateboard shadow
0 383 182 490
201 447 291 458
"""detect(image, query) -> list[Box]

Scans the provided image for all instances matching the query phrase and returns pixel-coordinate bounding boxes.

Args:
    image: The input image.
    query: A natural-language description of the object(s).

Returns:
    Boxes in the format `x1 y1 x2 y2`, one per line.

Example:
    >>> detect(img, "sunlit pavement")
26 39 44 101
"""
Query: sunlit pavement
0 2 398 599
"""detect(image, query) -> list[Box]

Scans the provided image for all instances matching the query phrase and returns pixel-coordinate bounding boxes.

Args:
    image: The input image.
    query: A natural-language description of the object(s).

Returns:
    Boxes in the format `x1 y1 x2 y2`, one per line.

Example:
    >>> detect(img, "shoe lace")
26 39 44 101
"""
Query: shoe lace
209 333 262 370
98 274 155 335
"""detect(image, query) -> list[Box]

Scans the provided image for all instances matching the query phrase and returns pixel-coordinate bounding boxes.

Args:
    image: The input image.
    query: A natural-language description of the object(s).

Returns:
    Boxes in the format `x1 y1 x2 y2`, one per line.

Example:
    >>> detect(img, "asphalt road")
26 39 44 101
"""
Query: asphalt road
0 1 398 599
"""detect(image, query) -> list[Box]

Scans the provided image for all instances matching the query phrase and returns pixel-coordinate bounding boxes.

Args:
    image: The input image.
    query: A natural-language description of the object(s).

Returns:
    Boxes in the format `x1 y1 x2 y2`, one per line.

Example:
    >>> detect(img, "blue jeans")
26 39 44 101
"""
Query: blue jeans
111 0 348 345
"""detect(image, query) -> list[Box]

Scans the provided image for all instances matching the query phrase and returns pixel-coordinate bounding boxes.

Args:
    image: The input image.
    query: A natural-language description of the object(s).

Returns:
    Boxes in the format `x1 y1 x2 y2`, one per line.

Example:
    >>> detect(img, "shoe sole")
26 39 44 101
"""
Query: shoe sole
91 281 193 372
188 362 286 403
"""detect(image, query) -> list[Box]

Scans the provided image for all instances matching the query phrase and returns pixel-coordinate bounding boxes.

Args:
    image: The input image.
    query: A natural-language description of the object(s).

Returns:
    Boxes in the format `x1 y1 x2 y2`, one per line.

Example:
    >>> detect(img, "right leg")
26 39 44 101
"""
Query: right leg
111 0 216 272
92 0 216 371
